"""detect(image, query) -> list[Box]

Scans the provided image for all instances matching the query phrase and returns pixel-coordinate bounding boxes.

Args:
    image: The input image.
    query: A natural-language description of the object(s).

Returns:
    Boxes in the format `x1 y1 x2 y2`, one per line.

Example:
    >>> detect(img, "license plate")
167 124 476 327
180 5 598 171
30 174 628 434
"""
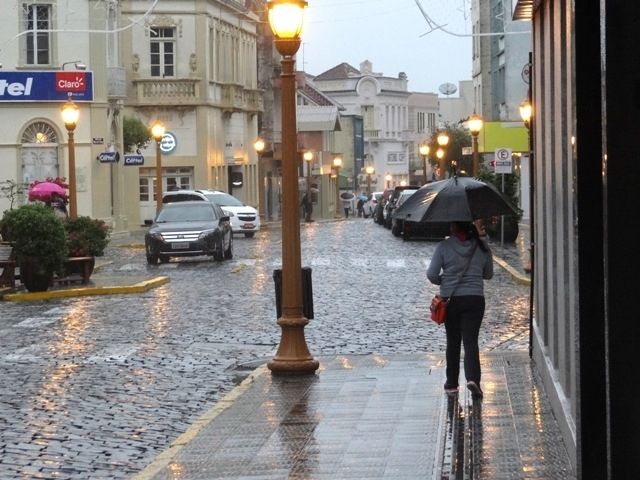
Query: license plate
172 242 189 249
241 223 255 229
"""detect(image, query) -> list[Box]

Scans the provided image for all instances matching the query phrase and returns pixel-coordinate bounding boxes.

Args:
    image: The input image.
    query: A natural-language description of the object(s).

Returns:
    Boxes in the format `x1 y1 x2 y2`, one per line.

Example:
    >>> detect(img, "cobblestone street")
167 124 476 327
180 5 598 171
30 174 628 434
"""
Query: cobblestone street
0 218 530 479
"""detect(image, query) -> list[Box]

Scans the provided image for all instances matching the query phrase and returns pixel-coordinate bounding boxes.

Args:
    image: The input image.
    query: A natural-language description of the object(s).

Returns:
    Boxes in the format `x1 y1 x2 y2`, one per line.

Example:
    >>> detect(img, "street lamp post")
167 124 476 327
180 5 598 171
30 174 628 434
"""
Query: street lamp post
419 143 430 185
61 95 79 218
151 122 166 214
468 113 483 176
333 156 342 216
365 165 374 196
520 97 534 357
303 150 313 222
254 138 266 218
436 131 450 178
267 0 318 375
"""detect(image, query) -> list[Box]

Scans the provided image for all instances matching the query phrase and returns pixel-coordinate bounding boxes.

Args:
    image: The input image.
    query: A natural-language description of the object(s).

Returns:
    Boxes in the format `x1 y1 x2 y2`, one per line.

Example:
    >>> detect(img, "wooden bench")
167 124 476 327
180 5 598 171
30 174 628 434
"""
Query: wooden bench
53 256 95 285
0 242 16 289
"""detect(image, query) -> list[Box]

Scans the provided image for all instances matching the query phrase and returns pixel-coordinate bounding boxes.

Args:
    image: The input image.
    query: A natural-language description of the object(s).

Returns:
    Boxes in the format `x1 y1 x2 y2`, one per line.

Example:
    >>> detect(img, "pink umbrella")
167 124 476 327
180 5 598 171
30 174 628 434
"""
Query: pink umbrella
28 181 68 202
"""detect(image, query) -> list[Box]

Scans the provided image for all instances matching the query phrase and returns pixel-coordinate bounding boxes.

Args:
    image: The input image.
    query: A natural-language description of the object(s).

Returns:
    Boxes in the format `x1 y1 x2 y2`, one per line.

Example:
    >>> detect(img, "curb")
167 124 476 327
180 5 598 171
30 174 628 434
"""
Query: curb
493 256 531 286
2 276 170 302
131 365 269 480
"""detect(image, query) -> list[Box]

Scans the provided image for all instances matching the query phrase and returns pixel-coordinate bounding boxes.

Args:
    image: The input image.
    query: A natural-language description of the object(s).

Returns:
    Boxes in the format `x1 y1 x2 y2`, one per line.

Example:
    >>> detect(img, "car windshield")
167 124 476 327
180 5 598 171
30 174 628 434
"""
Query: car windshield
157 204 216 222
203 192 244 207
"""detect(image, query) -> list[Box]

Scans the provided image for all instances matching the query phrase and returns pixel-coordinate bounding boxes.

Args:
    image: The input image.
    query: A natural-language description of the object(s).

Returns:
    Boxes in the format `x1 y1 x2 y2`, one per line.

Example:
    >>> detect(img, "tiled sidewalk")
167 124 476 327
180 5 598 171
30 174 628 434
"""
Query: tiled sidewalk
134 353 575 480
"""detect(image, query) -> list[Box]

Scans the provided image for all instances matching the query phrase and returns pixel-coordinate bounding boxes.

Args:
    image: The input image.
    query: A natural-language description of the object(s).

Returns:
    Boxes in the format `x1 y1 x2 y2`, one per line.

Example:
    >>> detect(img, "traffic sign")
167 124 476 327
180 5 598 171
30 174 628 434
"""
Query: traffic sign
494 148 512 174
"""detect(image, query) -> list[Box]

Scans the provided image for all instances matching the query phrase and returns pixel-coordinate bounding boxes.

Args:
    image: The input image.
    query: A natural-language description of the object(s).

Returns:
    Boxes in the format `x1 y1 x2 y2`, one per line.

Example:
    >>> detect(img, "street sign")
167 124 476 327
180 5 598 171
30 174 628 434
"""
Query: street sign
124 154 144 166
97 151 119 163
494 148 513 174
462 146 473 156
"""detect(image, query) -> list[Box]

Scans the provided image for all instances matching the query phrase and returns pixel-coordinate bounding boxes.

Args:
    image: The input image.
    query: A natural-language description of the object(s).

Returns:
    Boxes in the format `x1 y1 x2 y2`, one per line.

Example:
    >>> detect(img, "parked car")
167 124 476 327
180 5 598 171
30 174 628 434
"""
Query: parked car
391 189 418 236
363 191 383 220
373 189 393 225
161 190 208 203
196 189 261 238
145 201 233 264
383 186 418 229
162 189 261 238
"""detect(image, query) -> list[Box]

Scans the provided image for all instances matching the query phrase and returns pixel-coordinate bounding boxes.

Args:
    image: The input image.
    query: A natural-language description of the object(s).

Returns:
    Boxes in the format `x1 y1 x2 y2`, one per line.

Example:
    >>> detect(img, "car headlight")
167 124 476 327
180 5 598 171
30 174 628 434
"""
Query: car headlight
222 209 235 217
198 229 217 240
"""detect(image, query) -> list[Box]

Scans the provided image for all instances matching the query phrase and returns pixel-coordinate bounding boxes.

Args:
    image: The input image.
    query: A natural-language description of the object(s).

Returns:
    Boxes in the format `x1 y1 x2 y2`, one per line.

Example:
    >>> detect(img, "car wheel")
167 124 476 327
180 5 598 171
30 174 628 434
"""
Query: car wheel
224 235 234 260
391 222 402 237
213 238 224 261
244 232 255 238
402 228 411 241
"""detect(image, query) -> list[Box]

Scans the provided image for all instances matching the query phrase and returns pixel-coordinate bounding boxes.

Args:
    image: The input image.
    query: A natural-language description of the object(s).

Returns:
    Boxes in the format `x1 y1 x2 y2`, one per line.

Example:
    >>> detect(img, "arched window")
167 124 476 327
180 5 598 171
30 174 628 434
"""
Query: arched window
22 121 58 145
21 121 59 184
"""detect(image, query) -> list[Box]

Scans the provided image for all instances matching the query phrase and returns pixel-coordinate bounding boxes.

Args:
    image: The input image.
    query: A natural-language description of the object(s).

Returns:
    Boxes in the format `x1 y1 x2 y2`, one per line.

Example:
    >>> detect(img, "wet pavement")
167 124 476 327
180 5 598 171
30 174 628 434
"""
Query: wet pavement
136 353 574 480
0 217 571 479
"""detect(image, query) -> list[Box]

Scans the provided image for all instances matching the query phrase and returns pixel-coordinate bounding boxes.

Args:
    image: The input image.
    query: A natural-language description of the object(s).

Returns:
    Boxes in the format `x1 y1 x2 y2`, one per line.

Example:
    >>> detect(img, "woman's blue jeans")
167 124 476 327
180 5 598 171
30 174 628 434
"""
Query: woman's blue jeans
444 295 485 388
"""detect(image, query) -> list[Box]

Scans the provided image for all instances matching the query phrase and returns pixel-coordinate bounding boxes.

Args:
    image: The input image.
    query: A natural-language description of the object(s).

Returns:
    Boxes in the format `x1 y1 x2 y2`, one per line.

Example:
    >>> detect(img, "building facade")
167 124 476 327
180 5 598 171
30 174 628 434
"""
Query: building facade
121 0 261 225
312 61 412 189
0 1 114 224
0 1 261 230
513 0 640 477
474 0 531 121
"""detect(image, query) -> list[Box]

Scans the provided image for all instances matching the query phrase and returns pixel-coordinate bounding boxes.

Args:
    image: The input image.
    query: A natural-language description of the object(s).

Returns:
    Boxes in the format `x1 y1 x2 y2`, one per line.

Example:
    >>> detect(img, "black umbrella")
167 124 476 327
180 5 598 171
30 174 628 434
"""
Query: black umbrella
392 176 518 223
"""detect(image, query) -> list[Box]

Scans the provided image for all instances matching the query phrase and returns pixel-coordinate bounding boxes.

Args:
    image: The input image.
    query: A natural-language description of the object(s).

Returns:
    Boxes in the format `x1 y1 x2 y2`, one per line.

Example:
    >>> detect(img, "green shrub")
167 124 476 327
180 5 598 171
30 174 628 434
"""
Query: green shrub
64 216 111 257
1 204 68 275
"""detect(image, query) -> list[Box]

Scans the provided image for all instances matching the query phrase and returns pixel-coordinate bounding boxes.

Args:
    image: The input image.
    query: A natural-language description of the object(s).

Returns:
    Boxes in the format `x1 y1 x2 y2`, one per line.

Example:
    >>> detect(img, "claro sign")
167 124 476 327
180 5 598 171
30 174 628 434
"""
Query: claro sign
0 71 93 102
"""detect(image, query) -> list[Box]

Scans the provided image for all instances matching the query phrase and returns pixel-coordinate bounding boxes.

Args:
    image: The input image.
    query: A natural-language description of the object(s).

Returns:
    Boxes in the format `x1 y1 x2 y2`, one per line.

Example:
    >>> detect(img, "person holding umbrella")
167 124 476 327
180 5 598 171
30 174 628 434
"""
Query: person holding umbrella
427 221 494 399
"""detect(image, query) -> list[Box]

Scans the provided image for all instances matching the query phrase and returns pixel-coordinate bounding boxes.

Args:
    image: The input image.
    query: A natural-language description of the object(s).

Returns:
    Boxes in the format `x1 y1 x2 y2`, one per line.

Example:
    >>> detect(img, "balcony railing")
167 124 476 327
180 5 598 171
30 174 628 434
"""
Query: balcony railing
219 84 263 113
132 78 201 105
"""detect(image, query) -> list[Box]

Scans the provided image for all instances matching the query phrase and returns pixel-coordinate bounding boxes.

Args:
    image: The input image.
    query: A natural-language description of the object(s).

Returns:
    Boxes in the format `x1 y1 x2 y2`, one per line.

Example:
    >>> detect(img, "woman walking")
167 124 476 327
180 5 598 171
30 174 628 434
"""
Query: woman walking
427 221 493 399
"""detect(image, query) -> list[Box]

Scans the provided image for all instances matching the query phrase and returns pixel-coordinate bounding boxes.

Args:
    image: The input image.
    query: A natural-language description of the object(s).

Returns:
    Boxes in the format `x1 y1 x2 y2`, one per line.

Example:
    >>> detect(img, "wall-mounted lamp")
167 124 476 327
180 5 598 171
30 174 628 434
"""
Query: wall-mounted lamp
62 61 87 70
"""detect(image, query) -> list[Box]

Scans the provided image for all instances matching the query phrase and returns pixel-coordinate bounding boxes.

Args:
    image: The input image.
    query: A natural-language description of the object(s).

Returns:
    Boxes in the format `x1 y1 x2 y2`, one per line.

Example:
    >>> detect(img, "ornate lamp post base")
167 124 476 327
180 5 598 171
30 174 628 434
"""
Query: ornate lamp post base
268 316 319 375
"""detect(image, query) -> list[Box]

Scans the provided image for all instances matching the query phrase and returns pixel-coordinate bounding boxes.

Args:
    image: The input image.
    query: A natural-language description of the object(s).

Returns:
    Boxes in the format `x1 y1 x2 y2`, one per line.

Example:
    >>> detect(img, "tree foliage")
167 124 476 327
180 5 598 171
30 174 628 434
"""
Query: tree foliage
123 116 152 153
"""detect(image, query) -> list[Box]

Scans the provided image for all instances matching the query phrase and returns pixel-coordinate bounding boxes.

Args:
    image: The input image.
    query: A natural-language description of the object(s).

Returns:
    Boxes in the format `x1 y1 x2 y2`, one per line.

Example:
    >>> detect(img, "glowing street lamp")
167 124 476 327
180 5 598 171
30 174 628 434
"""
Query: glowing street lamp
436 131 450 177
61 96 79 218
150 122 166 214
267 0 318 375
254 138 266 218
303 150 313 222
520 100 532 128
419 143 430 185
333 155 342 216
468 113 483 175
365 165 375 196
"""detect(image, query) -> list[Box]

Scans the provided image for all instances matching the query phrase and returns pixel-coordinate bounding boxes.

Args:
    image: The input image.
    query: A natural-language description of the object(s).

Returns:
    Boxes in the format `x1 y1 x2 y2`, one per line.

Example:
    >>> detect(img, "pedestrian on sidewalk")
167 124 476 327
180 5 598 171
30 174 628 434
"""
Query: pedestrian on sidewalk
427 221 493 399
341 197 351 218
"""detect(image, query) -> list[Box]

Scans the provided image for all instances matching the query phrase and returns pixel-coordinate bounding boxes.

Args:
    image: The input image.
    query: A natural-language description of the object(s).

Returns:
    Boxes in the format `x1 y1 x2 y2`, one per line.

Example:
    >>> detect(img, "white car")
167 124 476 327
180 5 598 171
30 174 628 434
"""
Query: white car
196 190 260 237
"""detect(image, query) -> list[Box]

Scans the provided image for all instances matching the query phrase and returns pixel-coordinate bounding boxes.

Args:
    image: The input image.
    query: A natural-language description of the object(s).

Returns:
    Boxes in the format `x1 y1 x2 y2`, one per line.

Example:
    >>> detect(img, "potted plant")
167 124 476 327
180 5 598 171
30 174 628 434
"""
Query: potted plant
63 216 111 278
1 204 68 291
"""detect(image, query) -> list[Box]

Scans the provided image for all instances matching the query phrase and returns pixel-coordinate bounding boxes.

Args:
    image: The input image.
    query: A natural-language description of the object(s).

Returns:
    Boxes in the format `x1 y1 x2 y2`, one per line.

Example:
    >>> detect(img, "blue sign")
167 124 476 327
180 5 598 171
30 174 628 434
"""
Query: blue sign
0 71 93 102
97 151 119 163
124 154 144 166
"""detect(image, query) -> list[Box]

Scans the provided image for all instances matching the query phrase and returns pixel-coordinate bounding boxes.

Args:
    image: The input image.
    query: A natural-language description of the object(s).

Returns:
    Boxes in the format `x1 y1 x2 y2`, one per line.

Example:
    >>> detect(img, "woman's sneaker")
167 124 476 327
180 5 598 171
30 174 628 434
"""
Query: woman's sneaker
444 383 458 395
467 381 484 399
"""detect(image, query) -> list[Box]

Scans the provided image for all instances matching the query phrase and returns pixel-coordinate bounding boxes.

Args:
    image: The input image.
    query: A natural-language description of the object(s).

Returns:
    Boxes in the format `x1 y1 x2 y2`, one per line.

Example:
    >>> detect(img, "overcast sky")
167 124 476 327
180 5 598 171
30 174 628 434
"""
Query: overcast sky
300 0 472 96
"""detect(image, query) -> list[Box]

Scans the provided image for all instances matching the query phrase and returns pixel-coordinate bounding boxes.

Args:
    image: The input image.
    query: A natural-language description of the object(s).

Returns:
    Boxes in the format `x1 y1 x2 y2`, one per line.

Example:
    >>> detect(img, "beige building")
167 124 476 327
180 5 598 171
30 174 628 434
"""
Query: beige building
0 1 114 223
121 0 261 225
0 1 261 232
